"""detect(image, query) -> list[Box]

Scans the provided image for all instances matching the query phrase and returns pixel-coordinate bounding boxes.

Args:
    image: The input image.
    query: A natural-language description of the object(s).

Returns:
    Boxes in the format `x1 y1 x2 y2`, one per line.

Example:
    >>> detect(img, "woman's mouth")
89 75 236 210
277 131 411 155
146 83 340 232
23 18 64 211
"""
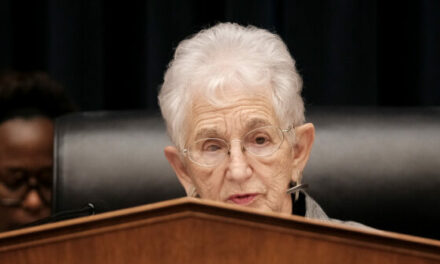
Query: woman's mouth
228 193 258 205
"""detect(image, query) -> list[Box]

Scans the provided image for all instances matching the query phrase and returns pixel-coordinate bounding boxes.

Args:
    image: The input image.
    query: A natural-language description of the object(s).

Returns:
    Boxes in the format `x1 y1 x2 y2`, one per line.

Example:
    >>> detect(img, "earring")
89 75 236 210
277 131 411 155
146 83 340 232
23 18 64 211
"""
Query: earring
295 170 302 201
286 171 308 201
187 185 199 198
296 170 302 184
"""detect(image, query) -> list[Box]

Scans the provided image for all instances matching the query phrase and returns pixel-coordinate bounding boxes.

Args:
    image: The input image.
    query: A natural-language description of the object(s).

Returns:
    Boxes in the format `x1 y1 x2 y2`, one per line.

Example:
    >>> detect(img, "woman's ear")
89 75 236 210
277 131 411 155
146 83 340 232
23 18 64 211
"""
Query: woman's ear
164 146 195 196
292 123 315 177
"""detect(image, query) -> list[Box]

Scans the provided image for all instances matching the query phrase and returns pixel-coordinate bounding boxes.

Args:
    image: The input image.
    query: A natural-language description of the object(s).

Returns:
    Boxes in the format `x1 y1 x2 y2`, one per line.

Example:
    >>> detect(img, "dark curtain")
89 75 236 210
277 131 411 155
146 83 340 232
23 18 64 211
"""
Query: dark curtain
1 0 439 111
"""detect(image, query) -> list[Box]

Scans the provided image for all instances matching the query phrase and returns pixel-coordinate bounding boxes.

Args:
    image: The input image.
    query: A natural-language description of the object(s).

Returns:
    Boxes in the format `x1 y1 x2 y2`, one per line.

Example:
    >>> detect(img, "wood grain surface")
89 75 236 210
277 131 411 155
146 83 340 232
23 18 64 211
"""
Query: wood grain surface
0 197 439 264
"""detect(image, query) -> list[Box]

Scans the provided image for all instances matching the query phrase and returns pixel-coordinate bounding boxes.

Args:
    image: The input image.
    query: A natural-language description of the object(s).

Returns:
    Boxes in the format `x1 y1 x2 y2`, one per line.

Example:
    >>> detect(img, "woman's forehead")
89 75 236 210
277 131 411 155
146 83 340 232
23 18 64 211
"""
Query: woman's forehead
187 95 280 140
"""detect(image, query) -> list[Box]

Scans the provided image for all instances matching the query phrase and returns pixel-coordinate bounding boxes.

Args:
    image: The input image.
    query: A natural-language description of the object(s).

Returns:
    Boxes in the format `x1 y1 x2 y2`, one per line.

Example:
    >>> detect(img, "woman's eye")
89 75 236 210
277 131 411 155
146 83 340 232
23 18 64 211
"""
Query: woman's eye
2 170 25 189
205 144 222 152
201 140 224 152
255 136 267 144
38 168 53 187
251 133 271 145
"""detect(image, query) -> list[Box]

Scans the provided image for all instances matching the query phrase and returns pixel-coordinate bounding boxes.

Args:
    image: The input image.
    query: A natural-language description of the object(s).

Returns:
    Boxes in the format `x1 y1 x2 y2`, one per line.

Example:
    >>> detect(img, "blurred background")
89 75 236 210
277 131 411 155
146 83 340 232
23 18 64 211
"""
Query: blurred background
1 0 439 111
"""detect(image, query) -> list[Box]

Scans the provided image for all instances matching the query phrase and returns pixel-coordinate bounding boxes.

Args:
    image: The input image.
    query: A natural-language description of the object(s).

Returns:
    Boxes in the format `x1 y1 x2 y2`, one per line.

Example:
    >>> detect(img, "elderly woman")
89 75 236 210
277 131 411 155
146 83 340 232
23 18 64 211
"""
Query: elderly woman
159 23 334 221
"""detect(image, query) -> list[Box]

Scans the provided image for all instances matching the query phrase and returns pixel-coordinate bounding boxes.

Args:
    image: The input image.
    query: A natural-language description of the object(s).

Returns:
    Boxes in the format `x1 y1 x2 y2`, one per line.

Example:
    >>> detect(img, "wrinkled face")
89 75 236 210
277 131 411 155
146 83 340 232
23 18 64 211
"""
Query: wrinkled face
182 90 296 214
0 117 53 231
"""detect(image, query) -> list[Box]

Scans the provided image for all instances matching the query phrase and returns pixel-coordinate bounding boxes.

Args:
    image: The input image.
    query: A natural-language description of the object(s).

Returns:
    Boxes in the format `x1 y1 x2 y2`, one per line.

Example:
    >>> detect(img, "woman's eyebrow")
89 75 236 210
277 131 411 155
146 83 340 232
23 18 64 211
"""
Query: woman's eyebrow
194 119 271 139
195 128 221 139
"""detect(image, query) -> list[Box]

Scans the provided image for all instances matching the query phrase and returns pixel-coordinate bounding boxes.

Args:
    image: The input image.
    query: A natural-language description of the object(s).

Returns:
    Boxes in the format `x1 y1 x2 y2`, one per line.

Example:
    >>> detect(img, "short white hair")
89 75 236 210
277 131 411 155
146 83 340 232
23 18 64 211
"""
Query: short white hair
159 22 304 150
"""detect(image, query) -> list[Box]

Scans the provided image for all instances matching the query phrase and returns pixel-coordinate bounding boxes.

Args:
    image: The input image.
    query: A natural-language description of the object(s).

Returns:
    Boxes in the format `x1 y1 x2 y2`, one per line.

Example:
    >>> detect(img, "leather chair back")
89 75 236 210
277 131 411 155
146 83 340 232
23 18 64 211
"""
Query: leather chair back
53 111 185 214
53 107 440 240
304 107 440 240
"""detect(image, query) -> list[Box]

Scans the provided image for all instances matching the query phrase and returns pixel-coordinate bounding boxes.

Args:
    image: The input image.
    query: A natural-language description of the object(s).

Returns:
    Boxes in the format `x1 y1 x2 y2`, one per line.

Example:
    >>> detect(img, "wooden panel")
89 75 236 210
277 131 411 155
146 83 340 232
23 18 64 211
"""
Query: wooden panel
1 198 439 264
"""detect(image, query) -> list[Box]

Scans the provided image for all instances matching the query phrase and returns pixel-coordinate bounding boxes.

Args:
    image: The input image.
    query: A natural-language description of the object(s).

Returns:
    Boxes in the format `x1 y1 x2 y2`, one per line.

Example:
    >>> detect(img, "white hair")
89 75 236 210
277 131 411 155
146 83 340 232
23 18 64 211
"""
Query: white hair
159 22 304 150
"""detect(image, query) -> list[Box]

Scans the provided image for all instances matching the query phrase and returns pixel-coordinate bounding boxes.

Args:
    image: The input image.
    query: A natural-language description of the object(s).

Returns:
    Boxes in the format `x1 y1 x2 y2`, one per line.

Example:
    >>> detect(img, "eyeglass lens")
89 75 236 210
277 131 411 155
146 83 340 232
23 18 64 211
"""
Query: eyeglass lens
0 169 52 207
188 126 284 166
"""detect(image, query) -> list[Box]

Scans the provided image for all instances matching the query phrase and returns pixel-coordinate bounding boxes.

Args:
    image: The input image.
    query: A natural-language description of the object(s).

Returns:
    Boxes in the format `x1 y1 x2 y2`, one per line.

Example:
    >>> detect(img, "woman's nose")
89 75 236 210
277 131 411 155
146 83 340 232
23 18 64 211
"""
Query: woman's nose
21 189 44 212
225 140 252 182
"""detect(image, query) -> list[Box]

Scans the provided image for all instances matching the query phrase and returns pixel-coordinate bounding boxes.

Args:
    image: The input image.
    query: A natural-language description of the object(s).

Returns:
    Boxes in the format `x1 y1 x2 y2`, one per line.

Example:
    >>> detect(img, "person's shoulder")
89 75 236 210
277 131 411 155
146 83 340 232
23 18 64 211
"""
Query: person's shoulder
303 192 373 230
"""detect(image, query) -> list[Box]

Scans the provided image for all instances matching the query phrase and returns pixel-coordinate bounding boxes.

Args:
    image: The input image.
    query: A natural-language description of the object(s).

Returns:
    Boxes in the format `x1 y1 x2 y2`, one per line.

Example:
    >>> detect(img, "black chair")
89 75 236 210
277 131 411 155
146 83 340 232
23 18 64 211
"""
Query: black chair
52 107 440 240
52 111 185 215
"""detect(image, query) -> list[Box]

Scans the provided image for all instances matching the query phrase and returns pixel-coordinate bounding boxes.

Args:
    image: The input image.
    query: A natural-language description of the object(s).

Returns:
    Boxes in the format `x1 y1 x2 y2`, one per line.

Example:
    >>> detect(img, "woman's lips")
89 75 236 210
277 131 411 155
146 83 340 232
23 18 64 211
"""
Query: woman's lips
228 193 258 205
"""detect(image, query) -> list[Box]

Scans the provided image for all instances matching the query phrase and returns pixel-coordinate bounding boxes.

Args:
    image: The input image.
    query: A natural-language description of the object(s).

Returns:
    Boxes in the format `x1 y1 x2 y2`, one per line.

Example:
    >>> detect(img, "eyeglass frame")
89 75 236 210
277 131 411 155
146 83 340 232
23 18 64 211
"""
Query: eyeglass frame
0 174 52 207
182 125 294 167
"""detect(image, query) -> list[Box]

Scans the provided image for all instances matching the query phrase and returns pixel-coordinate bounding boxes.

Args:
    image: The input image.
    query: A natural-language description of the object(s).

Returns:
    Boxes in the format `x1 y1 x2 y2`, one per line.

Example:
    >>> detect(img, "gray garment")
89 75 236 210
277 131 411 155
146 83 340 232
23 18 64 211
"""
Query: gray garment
303 191 370 229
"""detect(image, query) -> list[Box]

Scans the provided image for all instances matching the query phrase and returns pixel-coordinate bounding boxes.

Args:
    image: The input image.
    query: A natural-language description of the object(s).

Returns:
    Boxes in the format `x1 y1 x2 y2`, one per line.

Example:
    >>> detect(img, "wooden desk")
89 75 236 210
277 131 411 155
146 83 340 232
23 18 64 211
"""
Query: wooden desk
1 198 439 263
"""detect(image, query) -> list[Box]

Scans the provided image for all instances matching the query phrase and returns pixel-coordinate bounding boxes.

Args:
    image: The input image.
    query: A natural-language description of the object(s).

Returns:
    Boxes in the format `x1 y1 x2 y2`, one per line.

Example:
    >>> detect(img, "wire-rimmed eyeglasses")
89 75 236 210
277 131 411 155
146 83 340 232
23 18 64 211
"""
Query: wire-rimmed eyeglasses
0 171 52 207
183 125 294 167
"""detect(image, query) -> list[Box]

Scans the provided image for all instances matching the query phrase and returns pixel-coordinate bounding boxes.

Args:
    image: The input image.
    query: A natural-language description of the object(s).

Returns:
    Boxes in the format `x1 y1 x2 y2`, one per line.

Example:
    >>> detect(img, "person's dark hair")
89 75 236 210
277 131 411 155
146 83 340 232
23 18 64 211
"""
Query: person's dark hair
0 71 77 123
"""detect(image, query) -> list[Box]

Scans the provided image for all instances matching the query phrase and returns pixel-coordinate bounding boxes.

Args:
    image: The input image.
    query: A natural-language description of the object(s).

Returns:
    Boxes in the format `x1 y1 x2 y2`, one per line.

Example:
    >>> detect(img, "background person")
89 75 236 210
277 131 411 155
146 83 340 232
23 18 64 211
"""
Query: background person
0 71 76 231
